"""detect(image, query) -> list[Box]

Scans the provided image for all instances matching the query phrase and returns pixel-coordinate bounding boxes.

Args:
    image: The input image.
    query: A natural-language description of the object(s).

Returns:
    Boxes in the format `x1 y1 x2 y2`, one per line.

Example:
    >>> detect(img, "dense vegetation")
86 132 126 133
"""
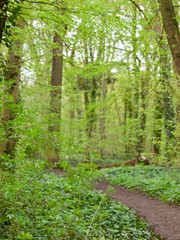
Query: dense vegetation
1 162 159 240
102 165 180 204
0 0 180 239
0 0 180 164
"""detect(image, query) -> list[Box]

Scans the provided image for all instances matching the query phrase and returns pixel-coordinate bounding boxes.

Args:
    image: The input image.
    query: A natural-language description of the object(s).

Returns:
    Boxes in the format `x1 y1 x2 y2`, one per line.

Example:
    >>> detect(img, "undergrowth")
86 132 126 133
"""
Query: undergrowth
0 161 158 240
102 165 180 204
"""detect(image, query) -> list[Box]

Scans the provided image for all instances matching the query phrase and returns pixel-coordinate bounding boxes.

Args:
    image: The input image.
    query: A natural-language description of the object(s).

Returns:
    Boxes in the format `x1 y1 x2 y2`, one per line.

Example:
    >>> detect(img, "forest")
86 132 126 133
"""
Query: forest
0 0 180 239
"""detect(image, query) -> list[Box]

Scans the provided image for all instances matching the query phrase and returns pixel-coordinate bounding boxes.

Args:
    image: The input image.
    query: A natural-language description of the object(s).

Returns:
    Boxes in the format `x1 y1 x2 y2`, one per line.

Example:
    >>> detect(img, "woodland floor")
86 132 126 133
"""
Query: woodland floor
51 170 180 240
95 180 180 240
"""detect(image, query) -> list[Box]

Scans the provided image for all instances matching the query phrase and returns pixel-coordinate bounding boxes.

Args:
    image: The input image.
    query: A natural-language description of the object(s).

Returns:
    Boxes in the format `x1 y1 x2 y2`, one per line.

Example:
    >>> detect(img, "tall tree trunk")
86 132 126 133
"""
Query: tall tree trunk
0 20 24 156
137 75 149 156
83 77 98 161
84 82 97 132
158 0 180 75
131 6 141 158
99 77 107 158
0 0 9 44
160 40 176 160
124 56 134 156
48 33 63 163
153 96 163 157
123 95 133 156
81 36 99 161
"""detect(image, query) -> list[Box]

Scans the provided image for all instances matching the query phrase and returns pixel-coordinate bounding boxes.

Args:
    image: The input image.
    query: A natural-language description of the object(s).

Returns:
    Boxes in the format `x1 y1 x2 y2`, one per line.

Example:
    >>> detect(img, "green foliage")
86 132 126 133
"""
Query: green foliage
0 163 158 239
3 0 22 47
1 0 178 163
0 0 179 238
102 165 180 204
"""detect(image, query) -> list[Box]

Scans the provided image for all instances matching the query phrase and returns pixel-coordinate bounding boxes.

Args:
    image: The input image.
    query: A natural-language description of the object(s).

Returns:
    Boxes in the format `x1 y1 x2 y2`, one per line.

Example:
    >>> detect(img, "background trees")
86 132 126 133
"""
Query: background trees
0 0 179 167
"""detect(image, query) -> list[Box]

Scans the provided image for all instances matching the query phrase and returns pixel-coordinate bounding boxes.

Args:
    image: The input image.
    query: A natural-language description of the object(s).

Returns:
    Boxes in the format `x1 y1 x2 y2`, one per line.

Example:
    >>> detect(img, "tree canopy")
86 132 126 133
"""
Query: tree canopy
0 0 180 165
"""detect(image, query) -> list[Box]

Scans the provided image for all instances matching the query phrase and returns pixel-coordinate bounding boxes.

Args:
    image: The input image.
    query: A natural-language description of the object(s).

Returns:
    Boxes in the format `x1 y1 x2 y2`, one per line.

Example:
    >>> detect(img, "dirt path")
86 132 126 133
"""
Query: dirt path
95 180 180 240
51 170 180 240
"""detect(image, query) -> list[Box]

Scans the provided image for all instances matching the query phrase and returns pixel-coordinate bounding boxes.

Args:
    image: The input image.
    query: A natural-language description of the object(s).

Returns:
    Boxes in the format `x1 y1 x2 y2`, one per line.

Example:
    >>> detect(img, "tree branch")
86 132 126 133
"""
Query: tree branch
129 0 148 21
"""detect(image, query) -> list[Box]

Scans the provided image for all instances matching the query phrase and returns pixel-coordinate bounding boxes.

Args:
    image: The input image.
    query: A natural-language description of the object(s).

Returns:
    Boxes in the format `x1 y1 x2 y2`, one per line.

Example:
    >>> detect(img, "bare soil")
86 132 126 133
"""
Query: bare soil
95 180 180 240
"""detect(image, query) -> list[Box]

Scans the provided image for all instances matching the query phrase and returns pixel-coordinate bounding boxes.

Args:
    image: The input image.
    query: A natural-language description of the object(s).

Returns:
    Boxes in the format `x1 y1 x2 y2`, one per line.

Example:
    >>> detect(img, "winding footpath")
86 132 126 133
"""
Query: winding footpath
95 180 180 240
51 170 180 240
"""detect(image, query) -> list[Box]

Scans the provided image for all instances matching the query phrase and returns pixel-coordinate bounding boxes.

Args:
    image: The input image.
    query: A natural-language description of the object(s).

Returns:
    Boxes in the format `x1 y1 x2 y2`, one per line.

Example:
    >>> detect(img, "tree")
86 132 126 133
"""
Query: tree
160 39 176 160
0 20 25 157
1 0 179 165
0 0 9 44
158 0 180 75
48 32 63 163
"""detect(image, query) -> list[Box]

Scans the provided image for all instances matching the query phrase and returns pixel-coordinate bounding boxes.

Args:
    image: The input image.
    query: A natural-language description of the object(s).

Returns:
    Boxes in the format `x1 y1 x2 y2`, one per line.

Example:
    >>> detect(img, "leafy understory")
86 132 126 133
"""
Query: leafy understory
102 165 180 204
0 163 158 240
